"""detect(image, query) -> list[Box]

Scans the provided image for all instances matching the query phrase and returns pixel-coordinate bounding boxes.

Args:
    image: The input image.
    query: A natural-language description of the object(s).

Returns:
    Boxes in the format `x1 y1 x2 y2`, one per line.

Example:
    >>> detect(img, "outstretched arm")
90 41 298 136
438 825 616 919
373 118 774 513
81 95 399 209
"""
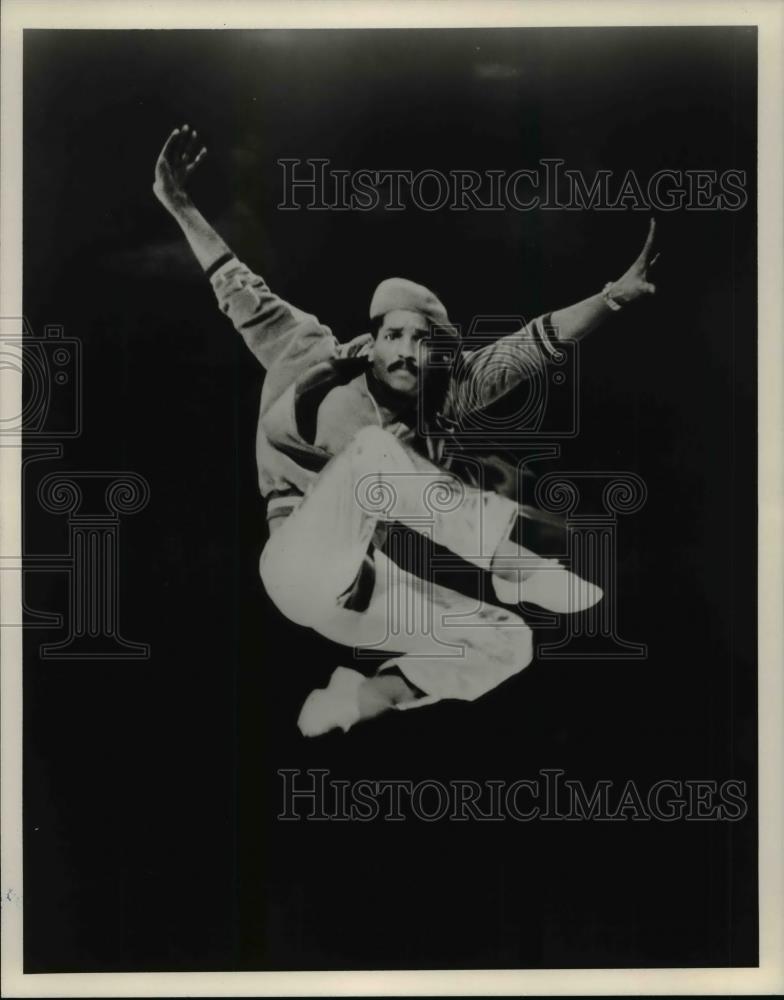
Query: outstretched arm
549 218 659 341
449 220 659 417
153 124 230 272
152 124 336 379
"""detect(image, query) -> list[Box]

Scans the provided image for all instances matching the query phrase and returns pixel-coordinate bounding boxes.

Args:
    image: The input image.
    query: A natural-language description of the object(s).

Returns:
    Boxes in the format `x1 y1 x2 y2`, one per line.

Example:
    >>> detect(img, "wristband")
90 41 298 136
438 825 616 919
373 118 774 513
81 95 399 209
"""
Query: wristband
205 252 235 280
601 282 623 312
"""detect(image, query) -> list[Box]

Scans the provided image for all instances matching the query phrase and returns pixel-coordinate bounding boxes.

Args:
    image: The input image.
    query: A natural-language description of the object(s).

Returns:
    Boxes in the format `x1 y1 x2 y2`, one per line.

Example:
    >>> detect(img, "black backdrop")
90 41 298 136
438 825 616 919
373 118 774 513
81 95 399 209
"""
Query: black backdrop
23 27 757 972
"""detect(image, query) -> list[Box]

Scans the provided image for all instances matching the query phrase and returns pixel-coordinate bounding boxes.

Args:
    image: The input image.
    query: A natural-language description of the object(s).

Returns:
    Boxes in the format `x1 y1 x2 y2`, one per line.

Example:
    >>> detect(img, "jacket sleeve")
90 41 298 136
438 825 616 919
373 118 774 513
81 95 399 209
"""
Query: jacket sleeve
448 313 562 418
207 254 338 372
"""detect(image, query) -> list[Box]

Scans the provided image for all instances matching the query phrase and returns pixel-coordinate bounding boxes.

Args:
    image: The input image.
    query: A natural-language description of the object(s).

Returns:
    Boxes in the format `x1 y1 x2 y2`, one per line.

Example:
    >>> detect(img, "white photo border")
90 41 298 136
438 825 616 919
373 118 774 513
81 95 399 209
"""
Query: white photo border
1 0 781 995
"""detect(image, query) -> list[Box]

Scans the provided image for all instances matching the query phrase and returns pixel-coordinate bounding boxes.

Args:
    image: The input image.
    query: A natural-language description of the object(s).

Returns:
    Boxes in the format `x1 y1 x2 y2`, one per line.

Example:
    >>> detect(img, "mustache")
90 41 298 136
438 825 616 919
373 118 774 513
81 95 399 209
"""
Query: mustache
387 358 419 374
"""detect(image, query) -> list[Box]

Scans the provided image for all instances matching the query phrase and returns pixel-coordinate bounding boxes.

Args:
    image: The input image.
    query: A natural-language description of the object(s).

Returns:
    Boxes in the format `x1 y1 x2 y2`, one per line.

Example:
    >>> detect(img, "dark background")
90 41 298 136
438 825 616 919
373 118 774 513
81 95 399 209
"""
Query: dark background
23 27 757 971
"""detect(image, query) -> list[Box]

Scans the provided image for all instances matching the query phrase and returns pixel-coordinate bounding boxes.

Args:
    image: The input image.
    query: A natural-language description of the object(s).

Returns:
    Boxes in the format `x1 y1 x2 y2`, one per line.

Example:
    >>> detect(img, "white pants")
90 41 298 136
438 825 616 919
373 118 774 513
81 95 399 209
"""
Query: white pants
259 426 534 704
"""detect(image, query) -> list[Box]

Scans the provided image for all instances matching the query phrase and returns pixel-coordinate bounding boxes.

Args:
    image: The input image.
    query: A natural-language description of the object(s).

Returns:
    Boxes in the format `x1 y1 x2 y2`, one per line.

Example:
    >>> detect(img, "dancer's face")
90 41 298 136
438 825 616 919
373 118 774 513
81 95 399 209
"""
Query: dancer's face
370 309 431 398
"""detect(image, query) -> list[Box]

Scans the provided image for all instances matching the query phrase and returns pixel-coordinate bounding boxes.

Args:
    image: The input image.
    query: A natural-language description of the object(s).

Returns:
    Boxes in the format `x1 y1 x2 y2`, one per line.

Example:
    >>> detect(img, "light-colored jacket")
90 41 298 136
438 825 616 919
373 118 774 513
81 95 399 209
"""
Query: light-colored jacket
208 255 561 517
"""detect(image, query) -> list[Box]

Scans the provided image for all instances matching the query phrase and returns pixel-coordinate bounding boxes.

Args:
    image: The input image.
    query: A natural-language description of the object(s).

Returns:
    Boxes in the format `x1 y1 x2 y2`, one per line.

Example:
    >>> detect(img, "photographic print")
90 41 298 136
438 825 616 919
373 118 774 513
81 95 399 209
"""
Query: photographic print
1 1 781 996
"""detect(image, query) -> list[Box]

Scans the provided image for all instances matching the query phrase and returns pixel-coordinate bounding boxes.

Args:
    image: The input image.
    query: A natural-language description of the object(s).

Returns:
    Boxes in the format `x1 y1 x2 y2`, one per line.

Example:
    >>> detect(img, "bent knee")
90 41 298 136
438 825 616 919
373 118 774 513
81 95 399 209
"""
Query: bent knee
260 544 319 627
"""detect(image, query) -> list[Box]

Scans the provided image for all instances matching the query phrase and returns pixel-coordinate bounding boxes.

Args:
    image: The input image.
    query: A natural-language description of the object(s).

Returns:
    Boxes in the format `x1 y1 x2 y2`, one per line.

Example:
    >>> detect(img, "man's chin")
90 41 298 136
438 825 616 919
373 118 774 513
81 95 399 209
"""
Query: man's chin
385 371 419 395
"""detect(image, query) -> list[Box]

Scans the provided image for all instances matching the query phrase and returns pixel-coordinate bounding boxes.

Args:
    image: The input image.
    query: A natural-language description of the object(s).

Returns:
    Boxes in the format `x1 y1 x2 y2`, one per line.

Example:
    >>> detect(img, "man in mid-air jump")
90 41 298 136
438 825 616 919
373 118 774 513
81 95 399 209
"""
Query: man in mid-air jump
153 124 659 737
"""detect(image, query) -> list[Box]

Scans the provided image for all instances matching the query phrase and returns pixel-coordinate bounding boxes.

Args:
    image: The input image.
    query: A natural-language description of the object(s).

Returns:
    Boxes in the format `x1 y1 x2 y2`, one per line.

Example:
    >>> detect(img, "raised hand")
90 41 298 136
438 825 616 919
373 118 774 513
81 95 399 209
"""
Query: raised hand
152 124 207 210
607 218 660 305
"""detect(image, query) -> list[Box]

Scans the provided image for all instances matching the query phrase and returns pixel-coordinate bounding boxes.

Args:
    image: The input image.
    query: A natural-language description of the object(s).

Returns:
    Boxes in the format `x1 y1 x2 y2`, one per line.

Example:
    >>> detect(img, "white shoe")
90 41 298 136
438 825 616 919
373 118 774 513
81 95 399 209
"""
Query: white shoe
297 666 364 737
493 562 603 614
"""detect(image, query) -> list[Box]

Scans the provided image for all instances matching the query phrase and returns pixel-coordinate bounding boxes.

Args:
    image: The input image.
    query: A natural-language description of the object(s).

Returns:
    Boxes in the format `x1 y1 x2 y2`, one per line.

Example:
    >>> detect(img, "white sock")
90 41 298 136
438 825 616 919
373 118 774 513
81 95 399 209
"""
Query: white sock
297 666 364 737
493 561 603 614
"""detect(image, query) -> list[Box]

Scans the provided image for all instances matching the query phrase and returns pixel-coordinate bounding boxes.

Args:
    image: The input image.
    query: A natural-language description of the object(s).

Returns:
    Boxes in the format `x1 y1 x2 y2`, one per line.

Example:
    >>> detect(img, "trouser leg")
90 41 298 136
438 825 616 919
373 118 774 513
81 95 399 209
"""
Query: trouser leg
260 426 519 628
314 550 534 703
